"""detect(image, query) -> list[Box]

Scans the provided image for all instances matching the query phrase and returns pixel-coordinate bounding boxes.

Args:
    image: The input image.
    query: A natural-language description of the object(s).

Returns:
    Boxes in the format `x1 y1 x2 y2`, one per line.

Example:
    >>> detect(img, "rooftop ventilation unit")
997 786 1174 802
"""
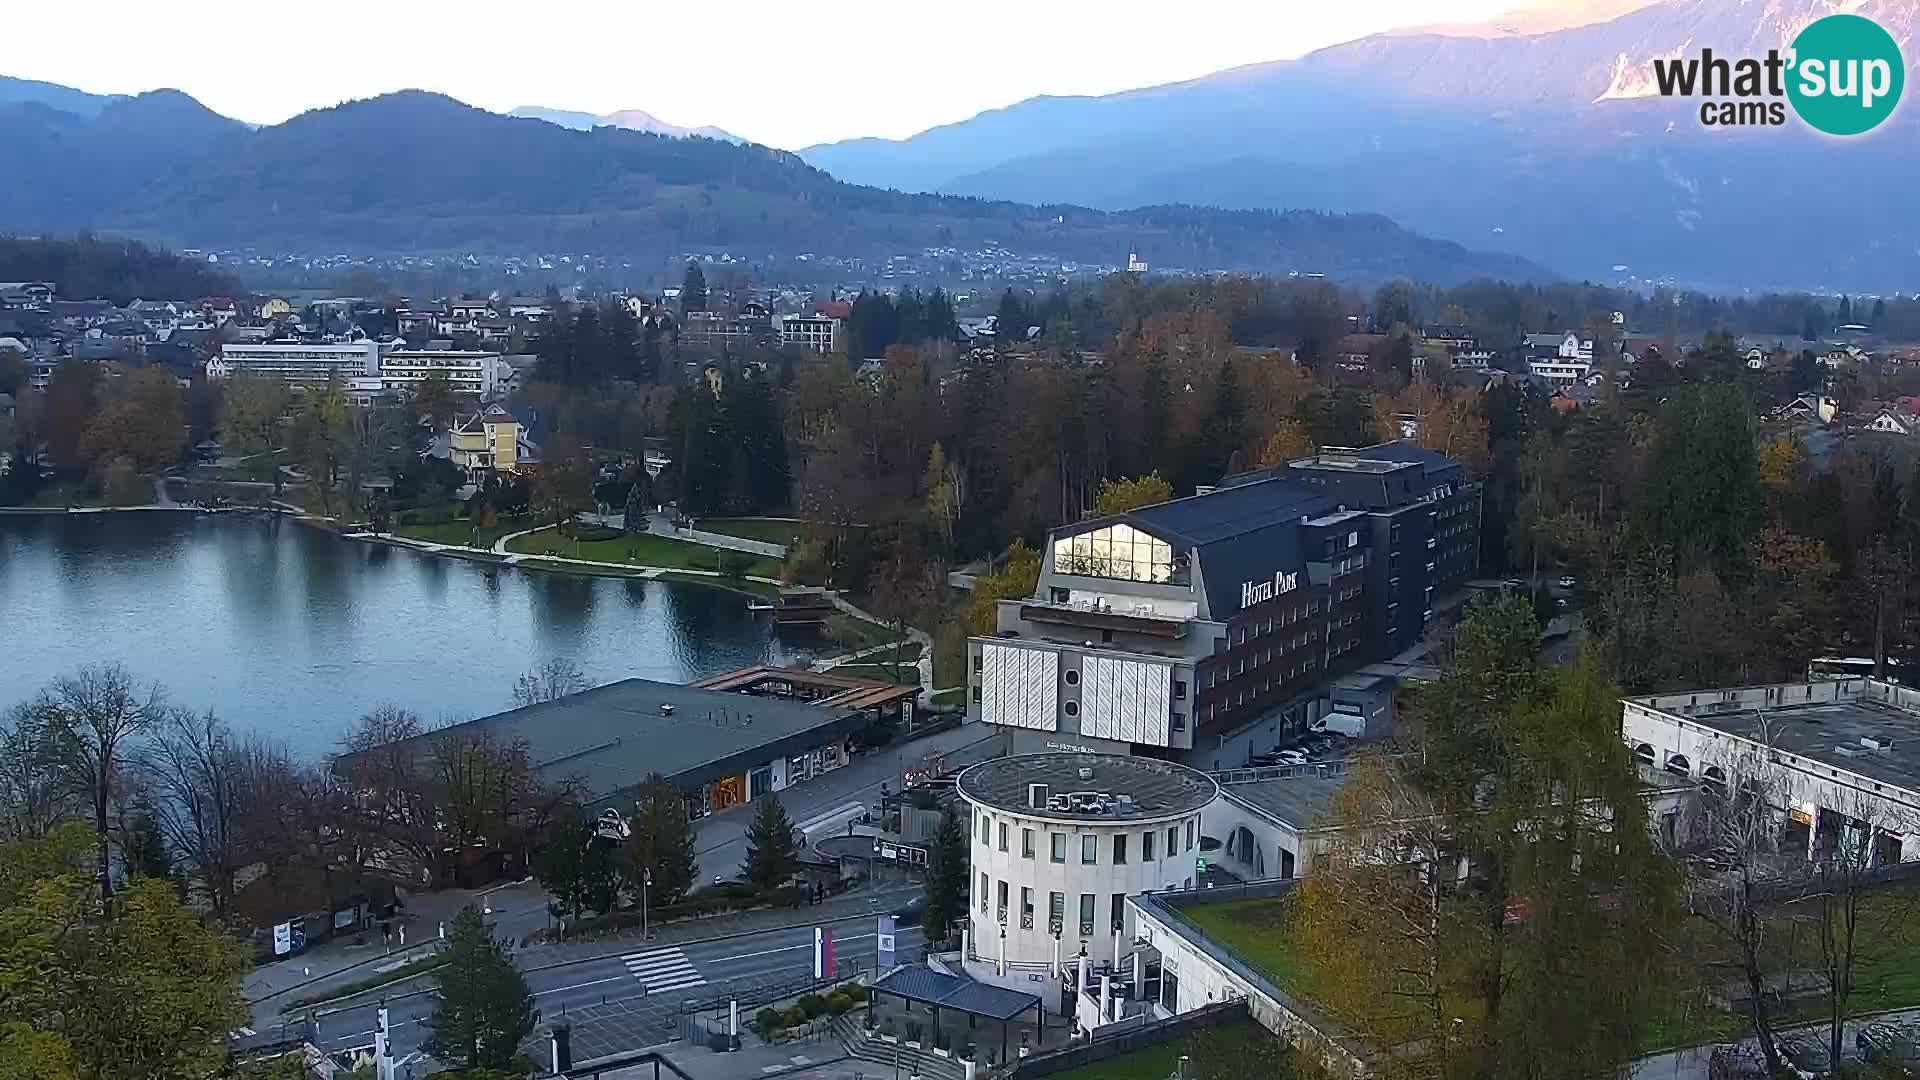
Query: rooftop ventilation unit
1028 783 1050 809
1862 736 1894 752
659 703 675 716
1078 767 1095 782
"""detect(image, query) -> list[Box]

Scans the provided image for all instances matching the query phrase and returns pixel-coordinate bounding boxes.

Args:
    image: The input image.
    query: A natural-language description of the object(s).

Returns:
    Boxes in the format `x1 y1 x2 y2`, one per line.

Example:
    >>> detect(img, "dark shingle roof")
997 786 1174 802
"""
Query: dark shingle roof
870 964 1041 1021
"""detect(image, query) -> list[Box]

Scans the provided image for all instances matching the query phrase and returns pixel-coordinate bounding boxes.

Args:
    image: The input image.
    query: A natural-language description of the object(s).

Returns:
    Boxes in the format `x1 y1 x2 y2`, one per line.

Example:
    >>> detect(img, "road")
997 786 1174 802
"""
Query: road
295 920 928 1063
1629 1008 1920 1079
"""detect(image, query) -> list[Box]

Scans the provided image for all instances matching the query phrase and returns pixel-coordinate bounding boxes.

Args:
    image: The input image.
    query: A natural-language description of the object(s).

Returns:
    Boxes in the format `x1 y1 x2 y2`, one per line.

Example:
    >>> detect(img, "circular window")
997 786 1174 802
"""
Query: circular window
1065 669 1081 686
1064 701 1080 717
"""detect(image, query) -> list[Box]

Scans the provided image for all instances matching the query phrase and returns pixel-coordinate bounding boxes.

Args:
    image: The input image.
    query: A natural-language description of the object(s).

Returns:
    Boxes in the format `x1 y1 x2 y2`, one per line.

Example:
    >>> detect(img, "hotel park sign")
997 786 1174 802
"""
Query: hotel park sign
1239 570 1301 611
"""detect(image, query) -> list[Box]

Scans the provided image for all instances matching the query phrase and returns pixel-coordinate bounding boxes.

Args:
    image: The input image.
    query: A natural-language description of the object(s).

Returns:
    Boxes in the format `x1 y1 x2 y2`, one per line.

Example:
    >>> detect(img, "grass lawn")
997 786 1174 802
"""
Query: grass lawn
508 526 782 579
694 518 805 548
213 455 280 483
1045 1018 1272 1080
1178 897 1305 991
395 511 533 550
825 612 907 654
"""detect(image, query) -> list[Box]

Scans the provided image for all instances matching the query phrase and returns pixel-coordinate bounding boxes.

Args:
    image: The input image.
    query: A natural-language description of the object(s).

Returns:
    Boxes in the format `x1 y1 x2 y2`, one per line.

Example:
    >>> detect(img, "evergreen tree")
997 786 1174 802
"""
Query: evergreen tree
123 812 171 881
681 262 708 314
921 808 967 944
1871 297 1888 329
425 906 538 1071
1629 384 1765 582
1208 358 1246 475
624 476 648 533
725 369 789 512
742 794 799 891
531 814 620 922
1139 355 1171 474
1838 294 1853 326
995 289 1028 346
602 299 640 378
925 287 958 342
625 772 698 904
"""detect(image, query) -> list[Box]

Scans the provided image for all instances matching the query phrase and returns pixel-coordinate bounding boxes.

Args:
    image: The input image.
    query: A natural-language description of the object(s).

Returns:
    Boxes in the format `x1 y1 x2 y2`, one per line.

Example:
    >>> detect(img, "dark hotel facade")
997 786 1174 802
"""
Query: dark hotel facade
965 441 1480 767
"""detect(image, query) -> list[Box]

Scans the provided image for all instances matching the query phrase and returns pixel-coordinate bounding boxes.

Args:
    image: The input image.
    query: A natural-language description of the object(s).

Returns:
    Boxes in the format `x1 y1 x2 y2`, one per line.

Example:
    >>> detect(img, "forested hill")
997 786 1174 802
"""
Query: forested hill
1 90 1552 284
0 235 242 304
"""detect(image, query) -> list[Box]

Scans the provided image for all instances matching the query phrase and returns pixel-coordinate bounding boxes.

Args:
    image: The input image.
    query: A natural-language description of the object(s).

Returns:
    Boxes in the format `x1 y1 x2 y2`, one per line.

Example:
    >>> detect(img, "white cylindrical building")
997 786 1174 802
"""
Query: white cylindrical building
955 753 1218 975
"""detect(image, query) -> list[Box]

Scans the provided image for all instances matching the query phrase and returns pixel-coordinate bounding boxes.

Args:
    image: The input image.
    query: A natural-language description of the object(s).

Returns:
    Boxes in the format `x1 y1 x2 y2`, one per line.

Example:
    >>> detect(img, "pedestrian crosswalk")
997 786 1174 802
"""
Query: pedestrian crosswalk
623 946 708 995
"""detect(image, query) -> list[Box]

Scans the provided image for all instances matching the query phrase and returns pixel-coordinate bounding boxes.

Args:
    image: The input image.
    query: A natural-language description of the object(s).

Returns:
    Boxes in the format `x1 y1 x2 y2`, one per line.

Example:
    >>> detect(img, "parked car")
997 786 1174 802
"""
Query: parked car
1707 1045 1769 1080
1777 1036 1833 1079
1556 574 1577 589
1859 1022 1920 1074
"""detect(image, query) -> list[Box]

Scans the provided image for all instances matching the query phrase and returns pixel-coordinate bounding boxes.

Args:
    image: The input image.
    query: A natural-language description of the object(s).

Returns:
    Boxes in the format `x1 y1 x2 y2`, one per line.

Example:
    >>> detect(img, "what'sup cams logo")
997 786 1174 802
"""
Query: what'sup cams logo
1652 13 1905 135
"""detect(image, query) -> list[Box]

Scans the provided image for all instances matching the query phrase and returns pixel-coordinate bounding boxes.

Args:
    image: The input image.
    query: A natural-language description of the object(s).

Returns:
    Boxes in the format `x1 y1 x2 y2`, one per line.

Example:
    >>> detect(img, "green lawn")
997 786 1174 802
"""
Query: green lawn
507 526 783 578
1178 897 1304 991
826 612 906 654
1046 1019 1272 1080
395 511 533 549
833 662 921 685
694 518 805 548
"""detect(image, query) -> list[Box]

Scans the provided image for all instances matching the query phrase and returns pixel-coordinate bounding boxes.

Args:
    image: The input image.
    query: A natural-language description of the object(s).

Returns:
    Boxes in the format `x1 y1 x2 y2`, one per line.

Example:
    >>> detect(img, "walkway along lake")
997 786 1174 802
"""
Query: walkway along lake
0 511 790 760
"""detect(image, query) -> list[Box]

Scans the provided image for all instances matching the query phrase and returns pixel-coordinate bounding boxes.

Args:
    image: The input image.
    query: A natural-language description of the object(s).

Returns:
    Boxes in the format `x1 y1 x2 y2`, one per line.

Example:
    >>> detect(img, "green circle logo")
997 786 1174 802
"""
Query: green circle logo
1787 14 1904 136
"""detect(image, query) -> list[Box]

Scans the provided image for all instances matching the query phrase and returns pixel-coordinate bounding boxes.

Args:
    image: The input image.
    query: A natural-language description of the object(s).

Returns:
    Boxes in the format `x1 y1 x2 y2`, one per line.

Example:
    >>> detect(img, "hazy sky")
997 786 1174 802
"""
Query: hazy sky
4 0 1519 148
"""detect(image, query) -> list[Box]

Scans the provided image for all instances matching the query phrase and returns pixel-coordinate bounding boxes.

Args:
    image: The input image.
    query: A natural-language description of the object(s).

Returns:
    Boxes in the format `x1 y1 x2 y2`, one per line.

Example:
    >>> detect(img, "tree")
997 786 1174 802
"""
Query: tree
681 262 709 314
924 442 962 553
425 906 539 1071
963 540 1042 636
122 810 170 882
218 373 291 462
742 794 798 891
412 370 460 431
625 772 697 905
0 824 248 1080
1257 420 1315 467
142 709 247 915
291 376 349 514
41 362 103 476
921 808 967 944
25 665 166 900
531 812 619 925
80 367 185 473
535 433 594 530
1093 472 1173 516
512 659 589 708
623 471 649 533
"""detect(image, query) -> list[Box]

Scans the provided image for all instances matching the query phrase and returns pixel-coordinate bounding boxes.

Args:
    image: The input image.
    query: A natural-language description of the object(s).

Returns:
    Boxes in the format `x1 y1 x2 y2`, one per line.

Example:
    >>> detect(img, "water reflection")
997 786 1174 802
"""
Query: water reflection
0 512 788 762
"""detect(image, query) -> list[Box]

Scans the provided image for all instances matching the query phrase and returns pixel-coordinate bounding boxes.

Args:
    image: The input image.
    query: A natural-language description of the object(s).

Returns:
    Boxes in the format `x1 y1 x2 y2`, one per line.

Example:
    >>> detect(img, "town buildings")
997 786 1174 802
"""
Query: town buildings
448 403 538 475
965 441 1479 769
1524 331 1595 387
1621 676 1920 865
214 340 507 397
778 314 841 354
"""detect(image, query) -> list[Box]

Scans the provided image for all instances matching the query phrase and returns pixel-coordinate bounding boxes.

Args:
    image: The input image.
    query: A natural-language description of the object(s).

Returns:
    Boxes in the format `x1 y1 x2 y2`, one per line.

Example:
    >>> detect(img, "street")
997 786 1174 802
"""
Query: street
298 921 928 1063
1629 1009 1920 1079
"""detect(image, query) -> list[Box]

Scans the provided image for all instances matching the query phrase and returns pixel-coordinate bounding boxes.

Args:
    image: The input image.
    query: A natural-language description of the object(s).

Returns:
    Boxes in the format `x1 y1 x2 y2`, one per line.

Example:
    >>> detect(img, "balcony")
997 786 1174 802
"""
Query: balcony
1018 599 1187 639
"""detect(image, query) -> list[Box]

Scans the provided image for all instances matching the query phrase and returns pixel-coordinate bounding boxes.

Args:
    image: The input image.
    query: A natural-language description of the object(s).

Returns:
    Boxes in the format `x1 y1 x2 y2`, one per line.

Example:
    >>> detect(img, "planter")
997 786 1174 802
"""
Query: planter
1018 1047 1030 1059
881 1034 898 1045
932 1047 952 1059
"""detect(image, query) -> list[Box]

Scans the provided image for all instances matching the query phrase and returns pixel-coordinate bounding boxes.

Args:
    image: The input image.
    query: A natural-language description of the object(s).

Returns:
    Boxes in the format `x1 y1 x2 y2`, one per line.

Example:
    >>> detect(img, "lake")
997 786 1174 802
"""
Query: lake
0 511 789 761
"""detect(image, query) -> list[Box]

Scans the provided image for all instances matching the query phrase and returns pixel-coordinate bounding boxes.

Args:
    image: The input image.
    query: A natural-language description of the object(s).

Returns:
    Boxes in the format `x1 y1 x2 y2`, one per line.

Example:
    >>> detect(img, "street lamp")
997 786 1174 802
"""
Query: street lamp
642 868 653 939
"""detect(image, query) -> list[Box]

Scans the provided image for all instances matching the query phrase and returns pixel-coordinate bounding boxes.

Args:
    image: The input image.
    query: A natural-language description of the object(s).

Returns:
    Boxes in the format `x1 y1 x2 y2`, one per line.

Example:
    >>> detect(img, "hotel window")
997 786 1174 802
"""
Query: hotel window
1022 828 1035 858
1112 893 1126 932
973 654 983 673
1173 679 1186 700
1114 834 1128 864
980 814 991 844
1171 710 1185 731
1051 833 1067 863
1021 887 1034 929
1143 830 1156 861
1186 820 1197 851
1079 893 1096 936
980 871 989 912
1082 834 1098 864
997 879 1008 922
1049 892 1065 934
998 822 1008 852
1167 826 1179 854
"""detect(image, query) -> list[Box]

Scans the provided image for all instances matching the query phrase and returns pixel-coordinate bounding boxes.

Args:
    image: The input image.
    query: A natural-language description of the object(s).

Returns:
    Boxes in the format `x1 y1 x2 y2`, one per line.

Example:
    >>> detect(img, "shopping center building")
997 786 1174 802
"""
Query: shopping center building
965 441 1478 768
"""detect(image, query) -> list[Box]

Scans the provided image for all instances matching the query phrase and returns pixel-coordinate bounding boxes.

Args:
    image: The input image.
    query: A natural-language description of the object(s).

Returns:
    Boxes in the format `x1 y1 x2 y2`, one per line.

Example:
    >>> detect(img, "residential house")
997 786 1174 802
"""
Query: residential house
0 282 55 309
779 314 841 354
1865 409 1918 437
448 403 539 475
1772 394 1839 425
1419 324 1477 352
129 300 180 336
257 298 294 320
1525 331 1594 387
1332 333 1387 376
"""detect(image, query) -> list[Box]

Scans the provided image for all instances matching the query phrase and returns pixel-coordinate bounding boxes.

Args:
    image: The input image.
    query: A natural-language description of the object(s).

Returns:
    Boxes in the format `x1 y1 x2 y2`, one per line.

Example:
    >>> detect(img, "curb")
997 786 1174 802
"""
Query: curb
248 942 444 1006
295 904 917 1018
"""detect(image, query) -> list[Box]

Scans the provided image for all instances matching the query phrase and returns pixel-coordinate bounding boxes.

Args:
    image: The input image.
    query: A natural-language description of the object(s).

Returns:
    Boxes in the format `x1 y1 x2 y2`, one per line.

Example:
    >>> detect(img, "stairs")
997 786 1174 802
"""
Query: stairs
830 1015 970 1080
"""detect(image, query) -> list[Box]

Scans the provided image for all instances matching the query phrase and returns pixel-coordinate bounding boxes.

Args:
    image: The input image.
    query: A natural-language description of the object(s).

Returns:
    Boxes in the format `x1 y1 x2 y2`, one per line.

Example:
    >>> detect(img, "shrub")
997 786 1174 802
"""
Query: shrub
798 993 827 1019
783 1006 809 1029
906 1021 923 1044
756 1008 782 1036
828 993 854 1016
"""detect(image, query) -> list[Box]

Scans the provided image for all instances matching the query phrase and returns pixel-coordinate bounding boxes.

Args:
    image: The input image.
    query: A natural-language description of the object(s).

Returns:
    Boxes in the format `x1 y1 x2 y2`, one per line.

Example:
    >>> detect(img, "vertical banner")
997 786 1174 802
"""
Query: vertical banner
273 921 292 956
814 926 835 979
877 914 897 969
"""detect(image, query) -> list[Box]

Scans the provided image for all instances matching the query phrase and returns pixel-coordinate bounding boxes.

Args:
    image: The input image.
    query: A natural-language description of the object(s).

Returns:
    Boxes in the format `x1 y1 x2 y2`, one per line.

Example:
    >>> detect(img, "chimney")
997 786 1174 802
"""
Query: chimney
1028 783 1050 809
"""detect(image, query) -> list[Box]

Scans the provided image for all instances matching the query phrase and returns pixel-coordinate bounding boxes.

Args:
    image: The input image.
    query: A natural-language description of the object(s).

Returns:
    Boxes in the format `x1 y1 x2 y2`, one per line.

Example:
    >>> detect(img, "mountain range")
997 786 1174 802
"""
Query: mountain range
507 105 739 142
801 0 1920 291
0 76 1546 285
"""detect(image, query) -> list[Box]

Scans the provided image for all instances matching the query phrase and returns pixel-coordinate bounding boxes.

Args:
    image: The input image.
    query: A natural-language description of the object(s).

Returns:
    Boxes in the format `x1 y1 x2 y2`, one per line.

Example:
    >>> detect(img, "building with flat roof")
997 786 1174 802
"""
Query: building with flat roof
778 314 840 354
360 678 873 819
1621 677 1920 865
213 341 380 387
1203 771 1347 882
956 753 1218 979
966 441 1478 767
379 348 504 398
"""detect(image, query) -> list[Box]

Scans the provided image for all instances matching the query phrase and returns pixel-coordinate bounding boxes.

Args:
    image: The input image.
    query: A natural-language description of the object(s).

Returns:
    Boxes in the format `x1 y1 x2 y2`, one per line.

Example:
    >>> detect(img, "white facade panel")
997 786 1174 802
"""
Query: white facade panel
981 644 1059 732
1079 656 1171 745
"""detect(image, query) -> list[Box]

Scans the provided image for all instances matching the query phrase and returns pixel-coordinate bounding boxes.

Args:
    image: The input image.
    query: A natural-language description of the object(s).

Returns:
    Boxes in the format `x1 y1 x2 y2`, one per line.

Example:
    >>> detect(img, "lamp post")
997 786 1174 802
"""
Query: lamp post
642 868 653 939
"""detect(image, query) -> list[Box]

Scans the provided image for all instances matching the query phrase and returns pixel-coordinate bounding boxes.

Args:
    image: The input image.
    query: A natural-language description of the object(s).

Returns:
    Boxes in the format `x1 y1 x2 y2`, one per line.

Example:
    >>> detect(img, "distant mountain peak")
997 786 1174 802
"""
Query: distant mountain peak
508 104 740 142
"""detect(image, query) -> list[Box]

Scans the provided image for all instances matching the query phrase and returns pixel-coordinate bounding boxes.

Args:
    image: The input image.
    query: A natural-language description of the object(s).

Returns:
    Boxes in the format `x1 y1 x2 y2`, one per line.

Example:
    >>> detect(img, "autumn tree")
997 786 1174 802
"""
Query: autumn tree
1093 472 1173 516
512 658 589 708
1257 420 1315 467
411 369 460 431
80 367 185 473
535 432 594 530
532 812 619 924
24 665 167 900
291 376 350 513
963 540 1042 636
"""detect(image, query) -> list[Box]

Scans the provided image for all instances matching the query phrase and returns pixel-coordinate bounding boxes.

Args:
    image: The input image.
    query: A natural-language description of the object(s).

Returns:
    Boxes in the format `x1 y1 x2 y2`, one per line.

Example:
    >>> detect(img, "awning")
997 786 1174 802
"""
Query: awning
868 964 1041 1022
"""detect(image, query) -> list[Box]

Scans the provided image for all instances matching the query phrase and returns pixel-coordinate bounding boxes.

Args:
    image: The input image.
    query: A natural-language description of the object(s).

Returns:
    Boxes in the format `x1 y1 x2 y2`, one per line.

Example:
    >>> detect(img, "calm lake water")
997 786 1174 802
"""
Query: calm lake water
0 511 788 761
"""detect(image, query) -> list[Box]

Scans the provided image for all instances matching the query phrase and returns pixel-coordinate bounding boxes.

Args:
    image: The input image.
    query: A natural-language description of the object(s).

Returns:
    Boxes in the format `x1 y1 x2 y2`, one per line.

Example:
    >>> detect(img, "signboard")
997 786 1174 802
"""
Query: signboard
334 906 357 930
877 915 897 968
1238 570 1301 610
595 809 632 841
272 922 292 956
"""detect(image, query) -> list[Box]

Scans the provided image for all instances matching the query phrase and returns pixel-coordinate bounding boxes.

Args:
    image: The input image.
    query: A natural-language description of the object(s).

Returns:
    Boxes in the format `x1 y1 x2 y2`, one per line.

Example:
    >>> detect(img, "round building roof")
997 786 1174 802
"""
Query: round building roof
956 753 1218 824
